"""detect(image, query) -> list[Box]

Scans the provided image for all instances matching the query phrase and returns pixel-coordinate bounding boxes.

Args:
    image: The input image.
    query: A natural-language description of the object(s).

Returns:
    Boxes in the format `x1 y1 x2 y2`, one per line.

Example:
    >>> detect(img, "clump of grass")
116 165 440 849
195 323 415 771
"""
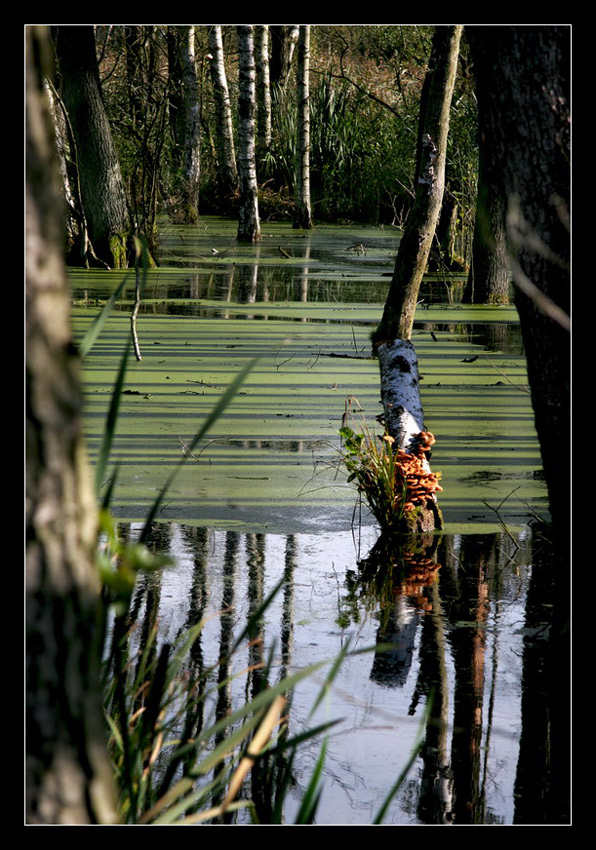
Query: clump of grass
339 419 442 532
340 423 407 531
103 594 334 825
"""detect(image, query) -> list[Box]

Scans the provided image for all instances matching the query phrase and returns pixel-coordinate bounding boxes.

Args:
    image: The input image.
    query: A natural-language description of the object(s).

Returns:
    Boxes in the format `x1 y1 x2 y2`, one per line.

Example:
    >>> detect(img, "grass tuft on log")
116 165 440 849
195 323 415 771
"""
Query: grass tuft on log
340 418 443 534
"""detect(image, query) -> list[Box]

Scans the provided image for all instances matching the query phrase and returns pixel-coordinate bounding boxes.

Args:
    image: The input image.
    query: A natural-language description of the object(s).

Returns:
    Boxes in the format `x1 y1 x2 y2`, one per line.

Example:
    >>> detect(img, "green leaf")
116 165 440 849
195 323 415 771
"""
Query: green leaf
95 339 131 498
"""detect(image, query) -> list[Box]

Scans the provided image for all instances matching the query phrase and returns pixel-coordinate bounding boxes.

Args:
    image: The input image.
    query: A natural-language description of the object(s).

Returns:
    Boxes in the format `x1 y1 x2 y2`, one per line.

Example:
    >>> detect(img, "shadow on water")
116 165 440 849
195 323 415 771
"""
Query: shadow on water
115 519 569 825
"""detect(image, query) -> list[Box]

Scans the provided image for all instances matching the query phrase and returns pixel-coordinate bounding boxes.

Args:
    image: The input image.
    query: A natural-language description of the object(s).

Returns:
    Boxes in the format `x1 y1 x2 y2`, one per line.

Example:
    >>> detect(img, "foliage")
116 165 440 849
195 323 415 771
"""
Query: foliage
97 26 171 256
339 417 443 533
340 423 408 531
82 23 480 256
102 582 335 824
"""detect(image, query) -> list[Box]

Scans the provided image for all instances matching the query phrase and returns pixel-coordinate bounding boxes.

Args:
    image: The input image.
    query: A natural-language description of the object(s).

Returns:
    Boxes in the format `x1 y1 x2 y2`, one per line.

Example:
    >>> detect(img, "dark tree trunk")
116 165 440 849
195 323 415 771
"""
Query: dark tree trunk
167 26 185 173
371 26 462 534
465 25 570 539
26 25 119 824
463 85 509 304
269 25 299 91
374 26 462 343
429 187 464 272
125 25 143 127
52 25 130 269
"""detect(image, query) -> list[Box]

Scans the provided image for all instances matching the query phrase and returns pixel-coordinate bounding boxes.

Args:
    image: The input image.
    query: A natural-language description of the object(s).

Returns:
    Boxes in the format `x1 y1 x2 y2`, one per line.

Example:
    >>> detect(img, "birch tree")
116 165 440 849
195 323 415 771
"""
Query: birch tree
52 25 130 268
180 25 201 223
236 25 261 242
255 25 272 172
293 25 313 229
207 26 239 206
371 25 462 533
374 26 462 344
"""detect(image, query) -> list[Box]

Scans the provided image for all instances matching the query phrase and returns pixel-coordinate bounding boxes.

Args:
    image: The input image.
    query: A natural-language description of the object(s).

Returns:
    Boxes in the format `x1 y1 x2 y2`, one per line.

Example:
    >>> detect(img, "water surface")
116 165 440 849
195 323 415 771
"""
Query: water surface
70 218 567 824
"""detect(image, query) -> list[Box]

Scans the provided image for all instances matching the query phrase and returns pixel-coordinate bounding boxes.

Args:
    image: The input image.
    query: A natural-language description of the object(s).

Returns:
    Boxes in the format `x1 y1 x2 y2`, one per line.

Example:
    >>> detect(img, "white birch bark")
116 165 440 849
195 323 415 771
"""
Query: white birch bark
236 25 261 242
208 26 238 202
377 339 426 454
254 25 272 167
181 25 200 221
293 25 313 229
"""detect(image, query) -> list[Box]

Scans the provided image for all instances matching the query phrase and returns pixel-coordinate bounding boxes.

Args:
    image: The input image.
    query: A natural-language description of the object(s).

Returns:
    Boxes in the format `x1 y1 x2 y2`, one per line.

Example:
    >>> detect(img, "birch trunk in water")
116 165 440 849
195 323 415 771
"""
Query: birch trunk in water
236 25 262 242
26 26 119 824
208 26 239 206
293 24 313 230
372 25 462 533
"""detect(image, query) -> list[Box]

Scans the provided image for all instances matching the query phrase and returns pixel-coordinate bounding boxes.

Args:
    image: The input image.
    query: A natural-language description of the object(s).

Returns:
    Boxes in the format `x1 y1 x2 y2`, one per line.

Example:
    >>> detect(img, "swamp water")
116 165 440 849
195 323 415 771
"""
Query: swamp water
70 218 568 825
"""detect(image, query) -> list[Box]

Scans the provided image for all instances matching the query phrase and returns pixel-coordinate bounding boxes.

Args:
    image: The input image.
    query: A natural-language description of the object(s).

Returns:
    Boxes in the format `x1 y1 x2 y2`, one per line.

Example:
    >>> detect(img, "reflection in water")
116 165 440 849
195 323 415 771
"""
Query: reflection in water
111 521 567 824
513 532 570 824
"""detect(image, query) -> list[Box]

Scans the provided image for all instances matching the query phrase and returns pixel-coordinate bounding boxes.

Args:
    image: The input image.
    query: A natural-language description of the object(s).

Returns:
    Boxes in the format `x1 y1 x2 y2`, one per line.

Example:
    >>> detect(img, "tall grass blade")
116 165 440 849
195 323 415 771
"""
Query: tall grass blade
191 662 325 767
294 738 327 824
95 339 131 498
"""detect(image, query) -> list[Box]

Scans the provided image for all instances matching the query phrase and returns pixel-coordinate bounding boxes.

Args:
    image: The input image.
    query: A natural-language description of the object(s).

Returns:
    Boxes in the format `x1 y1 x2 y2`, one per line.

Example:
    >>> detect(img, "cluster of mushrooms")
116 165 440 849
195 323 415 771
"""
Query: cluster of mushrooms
388 430 443 513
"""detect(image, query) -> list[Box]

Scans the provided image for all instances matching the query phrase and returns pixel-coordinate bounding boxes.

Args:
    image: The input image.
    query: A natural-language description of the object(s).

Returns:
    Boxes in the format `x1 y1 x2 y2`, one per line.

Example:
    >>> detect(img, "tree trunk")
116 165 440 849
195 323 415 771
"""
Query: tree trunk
52 25 130 269
374 25 462 343
371 25 462 534
269 25 299 91
45 79 88 265
254 25 272 173
465 25 570 538
236 25 261 243
430 187 464 272
293 25 313 230
463 92 509 304
207 26 239 207
180 25 201 223
167 26 185 171
26 25 119 824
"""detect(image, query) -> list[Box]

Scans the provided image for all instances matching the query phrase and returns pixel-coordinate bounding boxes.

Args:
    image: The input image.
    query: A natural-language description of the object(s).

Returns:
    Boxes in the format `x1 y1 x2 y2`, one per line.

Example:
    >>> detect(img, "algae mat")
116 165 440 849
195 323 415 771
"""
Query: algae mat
72 301 547 534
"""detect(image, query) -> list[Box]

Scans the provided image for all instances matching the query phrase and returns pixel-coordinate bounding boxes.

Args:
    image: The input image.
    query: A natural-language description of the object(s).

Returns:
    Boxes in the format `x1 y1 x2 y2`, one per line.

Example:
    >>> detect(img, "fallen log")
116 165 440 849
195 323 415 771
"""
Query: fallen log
376 337 443 533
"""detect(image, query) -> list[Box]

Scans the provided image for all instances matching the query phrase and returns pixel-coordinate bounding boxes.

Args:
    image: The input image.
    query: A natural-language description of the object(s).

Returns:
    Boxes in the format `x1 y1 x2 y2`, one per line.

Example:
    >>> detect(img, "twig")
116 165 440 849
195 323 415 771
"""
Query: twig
131 263 143 361
485 356 531 393
481 487 522 550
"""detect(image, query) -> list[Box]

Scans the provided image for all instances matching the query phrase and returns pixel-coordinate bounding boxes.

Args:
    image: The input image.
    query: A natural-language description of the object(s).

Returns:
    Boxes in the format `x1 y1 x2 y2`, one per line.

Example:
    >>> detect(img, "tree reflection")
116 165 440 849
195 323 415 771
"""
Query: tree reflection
110 520 568 824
